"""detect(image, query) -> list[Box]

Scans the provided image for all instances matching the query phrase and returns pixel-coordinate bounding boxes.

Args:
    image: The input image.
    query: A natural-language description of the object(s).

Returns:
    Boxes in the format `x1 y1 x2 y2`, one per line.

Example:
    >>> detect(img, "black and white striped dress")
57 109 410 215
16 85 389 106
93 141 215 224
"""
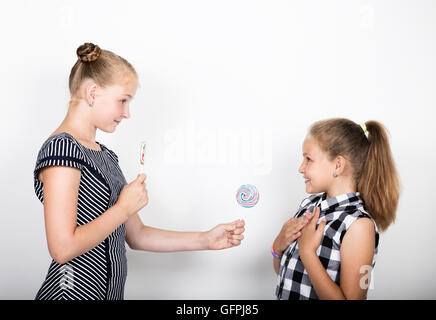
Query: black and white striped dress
33 132 128 300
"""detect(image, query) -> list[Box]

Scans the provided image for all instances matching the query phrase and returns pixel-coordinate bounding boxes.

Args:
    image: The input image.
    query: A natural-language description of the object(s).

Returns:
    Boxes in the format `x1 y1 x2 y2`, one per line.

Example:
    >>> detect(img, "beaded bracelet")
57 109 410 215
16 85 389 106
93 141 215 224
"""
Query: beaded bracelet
271 243 282 259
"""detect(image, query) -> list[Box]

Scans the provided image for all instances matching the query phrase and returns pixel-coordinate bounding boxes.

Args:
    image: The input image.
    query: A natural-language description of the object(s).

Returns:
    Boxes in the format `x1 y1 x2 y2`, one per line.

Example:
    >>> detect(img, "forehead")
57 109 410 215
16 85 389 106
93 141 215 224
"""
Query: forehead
302 136 321 155
105 81 138 96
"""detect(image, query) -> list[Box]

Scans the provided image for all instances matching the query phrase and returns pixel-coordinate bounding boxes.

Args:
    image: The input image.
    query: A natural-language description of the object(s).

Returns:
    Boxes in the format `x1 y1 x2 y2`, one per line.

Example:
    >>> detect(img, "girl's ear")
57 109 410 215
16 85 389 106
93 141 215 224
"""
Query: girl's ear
84 82 98 107
335 155 347 175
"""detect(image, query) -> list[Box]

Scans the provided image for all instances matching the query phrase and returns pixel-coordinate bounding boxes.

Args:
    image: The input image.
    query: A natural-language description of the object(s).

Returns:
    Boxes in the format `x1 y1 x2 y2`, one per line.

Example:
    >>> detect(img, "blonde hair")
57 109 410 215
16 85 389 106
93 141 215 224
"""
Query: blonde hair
309 118 400 232
68 42 138 106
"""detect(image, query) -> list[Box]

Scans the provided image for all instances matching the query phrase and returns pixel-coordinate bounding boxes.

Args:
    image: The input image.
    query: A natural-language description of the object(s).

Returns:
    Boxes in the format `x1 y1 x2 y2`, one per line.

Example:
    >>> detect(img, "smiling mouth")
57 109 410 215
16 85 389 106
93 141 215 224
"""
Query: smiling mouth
114 120 121 124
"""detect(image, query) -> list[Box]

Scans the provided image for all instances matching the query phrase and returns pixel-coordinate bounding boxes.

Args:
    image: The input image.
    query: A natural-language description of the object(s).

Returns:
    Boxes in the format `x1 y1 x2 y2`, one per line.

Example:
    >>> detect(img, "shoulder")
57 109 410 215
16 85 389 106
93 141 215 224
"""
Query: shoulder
38 132 83 156
341 206 375 229
339 209 378 246
47 132 77 143
347 217 376 237
34 133 86 178
340 217 376 259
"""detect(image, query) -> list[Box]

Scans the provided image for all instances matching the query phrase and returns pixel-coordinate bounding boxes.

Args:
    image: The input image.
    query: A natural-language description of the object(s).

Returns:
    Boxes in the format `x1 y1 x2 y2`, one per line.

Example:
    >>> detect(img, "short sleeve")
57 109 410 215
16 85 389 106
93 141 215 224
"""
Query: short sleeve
34 136 85 181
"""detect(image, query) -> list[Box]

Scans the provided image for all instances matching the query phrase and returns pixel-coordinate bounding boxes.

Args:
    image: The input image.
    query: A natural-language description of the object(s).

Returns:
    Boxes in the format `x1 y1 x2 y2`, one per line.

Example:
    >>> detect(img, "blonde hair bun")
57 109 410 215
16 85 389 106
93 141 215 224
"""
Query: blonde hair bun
77 42 102 63
69 42 137 99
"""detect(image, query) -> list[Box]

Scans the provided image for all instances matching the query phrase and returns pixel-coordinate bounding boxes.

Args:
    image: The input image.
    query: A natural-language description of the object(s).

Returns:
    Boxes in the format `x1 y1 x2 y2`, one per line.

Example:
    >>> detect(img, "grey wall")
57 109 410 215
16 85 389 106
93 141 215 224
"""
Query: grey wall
1 0 435 299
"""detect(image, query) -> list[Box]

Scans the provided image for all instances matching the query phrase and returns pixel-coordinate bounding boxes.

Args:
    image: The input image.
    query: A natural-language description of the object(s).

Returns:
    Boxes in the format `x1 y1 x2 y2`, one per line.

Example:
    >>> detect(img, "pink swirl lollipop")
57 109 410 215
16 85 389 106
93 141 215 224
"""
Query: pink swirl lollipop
236 184 259 208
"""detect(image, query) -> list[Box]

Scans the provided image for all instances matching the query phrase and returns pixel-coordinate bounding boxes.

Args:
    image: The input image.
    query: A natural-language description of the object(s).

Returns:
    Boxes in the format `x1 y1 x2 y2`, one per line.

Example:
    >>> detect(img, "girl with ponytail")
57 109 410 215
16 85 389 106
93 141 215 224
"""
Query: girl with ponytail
273 118 400 300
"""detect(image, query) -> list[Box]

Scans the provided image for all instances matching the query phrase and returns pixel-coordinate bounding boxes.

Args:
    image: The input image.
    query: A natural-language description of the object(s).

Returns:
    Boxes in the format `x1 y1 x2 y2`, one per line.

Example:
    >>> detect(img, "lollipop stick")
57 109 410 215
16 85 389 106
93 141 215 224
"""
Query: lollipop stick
139 141 146 174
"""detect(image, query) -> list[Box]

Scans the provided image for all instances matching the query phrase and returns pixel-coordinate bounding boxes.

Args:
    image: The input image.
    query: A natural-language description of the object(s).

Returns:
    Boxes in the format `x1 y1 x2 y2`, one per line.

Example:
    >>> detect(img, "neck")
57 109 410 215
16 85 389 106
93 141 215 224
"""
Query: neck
326 178 356 199
57 102 97 144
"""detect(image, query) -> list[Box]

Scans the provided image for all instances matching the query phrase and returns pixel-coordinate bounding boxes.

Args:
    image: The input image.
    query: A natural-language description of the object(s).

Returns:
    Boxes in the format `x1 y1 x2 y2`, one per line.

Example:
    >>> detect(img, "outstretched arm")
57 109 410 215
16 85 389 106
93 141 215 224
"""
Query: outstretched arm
125 213 245 252
298 207 375 300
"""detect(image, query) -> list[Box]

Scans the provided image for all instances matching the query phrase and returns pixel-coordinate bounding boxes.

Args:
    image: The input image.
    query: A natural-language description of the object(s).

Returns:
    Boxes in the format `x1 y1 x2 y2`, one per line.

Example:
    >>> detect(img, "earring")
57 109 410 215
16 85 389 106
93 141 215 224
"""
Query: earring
333 172 338 177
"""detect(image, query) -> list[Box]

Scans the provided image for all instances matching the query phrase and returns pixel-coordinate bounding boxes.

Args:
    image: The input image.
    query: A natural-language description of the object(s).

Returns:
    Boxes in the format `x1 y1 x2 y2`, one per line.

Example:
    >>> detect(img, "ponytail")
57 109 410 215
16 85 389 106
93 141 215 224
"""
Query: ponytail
357 121 400 232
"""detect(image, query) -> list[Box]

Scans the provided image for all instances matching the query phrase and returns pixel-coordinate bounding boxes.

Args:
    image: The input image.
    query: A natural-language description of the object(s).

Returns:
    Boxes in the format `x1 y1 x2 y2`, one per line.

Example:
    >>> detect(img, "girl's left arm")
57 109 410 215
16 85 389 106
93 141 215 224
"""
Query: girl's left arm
125 213 245 252
298 207 375 300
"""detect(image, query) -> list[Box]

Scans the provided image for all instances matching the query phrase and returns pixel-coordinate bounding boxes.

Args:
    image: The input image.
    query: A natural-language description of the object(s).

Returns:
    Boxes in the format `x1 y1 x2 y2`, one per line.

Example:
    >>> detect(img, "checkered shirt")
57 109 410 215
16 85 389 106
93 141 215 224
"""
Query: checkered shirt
276 192 379 300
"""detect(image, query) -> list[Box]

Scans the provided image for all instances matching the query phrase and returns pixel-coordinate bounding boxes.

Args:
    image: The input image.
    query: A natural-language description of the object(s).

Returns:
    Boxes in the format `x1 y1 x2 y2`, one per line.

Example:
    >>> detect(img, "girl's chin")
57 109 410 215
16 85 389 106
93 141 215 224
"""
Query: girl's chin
98 126 117 133
305 184 320 194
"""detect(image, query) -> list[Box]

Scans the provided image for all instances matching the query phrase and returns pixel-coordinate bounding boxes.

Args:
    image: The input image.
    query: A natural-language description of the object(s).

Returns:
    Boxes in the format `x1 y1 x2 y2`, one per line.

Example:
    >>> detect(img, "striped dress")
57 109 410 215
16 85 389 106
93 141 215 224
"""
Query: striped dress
33 132 128 300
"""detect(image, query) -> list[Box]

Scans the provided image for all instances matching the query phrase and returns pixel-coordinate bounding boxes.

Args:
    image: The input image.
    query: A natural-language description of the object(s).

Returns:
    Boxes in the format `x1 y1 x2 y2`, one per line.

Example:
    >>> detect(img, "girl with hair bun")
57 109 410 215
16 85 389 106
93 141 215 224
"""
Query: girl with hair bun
33 43 245 300
272 118 400 300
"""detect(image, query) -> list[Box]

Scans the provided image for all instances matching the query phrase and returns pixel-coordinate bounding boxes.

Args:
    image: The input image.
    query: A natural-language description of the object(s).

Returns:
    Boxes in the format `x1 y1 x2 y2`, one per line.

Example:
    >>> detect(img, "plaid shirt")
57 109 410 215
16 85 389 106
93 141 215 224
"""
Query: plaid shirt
276 192 379 300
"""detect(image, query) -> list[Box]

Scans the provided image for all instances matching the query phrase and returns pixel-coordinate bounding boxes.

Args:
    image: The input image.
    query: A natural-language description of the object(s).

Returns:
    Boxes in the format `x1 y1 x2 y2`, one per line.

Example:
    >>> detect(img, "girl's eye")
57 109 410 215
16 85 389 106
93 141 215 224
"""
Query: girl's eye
121 99 128 104
306 157 311 162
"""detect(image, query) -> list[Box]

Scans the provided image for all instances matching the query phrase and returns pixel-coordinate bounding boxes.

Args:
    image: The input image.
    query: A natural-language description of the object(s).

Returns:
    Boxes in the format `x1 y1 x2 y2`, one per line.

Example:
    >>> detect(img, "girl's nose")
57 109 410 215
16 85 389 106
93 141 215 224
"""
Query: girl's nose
298 161 305 174
122 105 130 119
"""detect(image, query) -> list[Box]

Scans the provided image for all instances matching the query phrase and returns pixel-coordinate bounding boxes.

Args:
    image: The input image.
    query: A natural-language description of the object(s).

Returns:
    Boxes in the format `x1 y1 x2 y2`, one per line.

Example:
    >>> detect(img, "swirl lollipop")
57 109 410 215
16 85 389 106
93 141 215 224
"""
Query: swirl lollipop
236 184 259 208
139 141 146 173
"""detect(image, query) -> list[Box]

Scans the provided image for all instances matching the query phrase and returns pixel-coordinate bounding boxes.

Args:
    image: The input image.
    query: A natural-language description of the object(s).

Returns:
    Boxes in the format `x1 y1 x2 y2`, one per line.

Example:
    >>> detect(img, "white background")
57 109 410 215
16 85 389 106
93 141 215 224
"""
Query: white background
0 0 435 299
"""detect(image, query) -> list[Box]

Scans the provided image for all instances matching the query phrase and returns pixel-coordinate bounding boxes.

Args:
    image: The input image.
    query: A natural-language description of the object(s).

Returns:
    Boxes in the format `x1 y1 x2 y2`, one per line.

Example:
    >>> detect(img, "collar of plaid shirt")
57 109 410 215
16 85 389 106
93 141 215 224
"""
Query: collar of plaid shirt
297 192 366 219
319 192 364 213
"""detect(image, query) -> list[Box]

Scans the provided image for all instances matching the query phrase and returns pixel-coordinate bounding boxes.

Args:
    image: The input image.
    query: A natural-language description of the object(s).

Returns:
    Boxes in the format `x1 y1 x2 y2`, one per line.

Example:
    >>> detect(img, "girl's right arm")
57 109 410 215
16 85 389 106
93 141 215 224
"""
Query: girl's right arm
40 166 148 264
272 213 312 274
